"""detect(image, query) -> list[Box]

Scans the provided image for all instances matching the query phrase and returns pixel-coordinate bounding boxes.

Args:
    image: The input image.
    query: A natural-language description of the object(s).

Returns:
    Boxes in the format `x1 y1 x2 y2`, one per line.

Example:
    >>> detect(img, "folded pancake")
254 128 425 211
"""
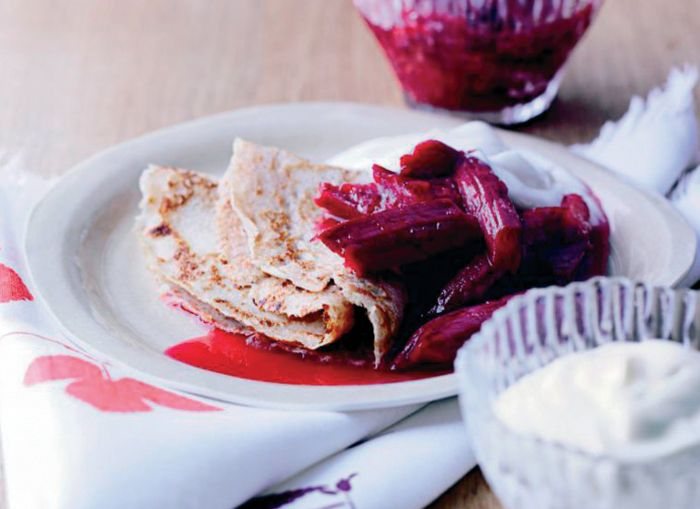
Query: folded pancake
228 138 365 292
138 166 354 350
226 139 406 362
331 270 405 363
165 286 251 335
215 172 353 325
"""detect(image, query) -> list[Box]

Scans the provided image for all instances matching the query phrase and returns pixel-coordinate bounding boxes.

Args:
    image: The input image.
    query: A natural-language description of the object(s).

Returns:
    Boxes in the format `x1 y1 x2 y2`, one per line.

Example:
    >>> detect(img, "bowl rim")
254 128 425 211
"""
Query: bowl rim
455 276 700 466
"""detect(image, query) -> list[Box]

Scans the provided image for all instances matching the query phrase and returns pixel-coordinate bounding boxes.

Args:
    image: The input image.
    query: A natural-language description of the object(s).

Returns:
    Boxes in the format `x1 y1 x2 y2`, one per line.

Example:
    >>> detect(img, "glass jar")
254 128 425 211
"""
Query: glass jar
354 0 604 124
456 277 700 509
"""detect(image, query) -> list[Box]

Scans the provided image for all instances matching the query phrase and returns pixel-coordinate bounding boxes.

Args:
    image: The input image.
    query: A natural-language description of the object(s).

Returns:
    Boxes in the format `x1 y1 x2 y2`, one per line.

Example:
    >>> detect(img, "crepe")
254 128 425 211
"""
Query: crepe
138 138 407 364
165 286 251 335
227 138 363 292
138 166 354 350
226 139 405 361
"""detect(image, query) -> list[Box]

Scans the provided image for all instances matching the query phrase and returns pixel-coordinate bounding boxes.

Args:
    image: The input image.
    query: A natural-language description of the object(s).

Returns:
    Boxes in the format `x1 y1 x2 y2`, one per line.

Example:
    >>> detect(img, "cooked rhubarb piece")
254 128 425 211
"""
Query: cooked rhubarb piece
314 182 383 220
561 193 590 225
315 216 341 234
543 242 589 280
431 253 502 315
585 221 610 277
392 295 513 370
399 140 461 178
318 199 481 275
522 197 590 246
455 156 522 273
372 165 463 205
520 194 593 282
561 193 609 277
315 167 463 221
397 245 486 338
561 193 609 278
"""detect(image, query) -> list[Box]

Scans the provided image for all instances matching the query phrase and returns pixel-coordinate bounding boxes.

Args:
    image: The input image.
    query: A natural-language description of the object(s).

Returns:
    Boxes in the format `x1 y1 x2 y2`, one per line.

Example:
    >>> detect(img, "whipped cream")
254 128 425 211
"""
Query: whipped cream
494 340 700 460
328 122 605 223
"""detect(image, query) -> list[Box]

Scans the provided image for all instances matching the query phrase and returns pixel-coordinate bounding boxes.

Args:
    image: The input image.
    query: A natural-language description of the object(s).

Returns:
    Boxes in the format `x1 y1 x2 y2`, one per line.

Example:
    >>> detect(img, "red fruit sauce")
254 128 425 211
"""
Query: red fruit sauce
166 328 443 386
359 0 598 112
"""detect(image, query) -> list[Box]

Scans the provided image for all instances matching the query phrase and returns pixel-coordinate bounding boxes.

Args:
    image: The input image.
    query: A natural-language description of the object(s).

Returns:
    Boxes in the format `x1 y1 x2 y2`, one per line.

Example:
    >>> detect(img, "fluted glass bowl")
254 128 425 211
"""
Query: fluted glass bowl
354 0 604 124
456 277 700 509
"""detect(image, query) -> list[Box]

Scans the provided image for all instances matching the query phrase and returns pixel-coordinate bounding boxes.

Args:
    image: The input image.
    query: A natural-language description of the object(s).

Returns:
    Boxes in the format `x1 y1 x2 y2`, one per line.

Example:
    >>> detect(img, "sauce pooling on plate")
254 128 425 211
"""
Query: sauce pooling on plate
166 328 443 386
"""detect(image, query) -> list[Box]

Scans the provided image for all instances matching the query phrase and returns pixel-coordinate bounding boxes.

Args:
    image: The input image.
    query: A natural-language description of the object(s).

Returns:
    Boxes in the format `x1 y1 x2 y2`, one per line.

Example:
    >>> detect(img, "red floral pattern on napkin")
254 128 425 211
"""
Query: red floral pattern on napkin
24 355 221 413
0 262 33 303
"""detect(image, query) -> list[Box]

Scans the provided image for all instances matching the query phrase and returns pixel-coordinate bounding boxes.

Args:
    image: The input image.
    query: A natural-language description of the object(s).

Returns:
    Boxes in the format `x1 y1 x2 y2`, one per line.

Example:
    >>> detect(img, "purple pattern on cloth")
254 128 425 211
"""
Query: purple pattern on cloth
240 474 358 509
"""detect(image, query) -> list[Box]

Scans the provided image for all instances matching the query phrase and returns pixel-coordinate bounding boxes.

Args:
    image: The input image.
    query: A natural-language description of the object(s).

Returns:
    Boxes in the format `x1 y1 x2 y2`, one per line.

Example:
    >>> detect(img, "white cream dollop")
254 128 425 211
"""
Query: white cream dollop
494 340 700 460
328 122 605 223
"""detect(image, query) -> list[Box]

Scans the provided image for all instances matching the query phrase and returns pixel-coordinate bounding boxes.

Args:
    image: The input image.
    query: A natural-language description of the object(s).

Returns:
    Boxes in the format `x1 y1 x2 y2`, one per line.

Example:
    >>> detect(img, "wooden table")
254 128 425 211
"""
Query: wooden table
0 1 698 507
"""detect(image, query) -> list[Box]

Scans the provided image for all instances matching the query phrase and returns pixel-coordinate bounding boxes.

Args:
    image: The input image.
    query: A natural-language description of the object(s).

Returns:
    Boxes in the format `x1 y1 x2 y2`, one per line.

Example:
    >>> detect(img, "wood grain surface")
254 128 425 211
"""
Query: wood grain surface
0 1 698 508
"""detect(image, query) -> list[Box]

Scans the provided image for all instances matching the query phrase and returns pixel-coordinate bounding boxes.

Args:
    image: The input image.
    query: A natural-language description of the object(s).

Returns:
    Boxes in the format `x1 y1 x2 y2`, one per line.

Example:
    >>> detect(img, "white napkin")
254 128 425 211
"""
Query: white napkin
1 66 699 509
0 159 473 509
574 65 700 285
572 66 699 195
247 398 471 509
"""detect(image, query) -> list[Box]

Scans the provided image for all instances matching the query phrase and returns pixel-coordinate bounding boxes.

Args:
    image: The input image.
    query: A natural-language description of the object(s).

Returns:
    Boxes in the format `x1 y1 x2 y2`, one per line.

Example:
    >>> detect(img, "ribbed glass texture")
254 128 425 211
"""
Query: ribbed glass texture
456 277 700 509
354 0 604 123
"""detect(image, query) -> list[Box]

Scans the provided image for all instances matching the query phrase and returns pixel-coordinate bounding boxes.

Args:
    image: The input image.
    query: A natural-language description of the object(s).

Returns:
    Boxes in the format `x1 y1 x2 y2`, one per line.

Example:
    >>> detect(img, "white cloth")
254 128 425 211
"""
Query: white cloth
574 65 700 285
0 158 472 509
572 66 699 195
250 398 472 509
1 67 699 509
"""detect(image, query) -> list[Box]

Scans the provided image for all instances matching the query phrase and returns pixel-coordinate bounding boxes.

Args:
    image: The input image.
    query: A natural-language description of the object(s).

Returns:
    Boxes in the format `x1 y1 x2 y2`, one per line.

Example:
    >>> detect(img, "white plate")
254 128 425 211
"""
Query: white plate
25 103 697 411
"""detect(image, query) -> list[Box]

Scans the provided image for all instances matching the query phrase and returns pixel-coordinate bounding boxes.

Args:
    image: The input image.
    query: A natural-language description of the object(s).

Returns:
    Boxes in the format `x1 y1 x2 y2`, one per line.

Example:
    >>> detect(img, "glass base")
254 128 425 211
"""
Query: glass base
403 71 563 126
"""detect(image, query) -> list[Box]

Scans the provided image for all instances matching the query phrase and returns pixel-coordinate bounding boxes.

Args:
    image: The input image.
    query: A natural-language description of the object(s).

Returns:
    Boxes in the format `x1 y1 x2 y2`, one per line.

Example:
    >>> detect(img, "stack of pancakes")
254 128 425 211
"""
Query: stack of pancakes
138 139 405 365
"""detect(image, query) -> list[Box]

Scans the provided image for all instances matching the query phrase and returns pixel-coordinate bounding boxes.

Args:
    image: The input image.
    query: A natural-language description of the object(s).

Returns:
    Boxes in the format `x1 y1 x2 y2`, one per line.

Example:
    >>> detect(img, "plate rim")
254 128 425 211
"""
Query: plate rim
24 101 697 411
497 128 697 287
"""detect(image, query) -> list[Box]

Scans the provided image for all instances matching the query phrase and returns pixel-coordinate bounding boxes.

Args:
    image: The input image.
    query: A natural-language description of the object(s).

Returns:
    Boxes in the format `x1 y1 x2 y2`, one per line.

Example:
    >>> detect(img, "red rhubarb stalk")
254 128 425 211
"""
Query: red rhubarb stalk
314 166 464 222
454 156 522 273
318 199 481 274
430 253 502 315
392 295 513 370
399 139 461 179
